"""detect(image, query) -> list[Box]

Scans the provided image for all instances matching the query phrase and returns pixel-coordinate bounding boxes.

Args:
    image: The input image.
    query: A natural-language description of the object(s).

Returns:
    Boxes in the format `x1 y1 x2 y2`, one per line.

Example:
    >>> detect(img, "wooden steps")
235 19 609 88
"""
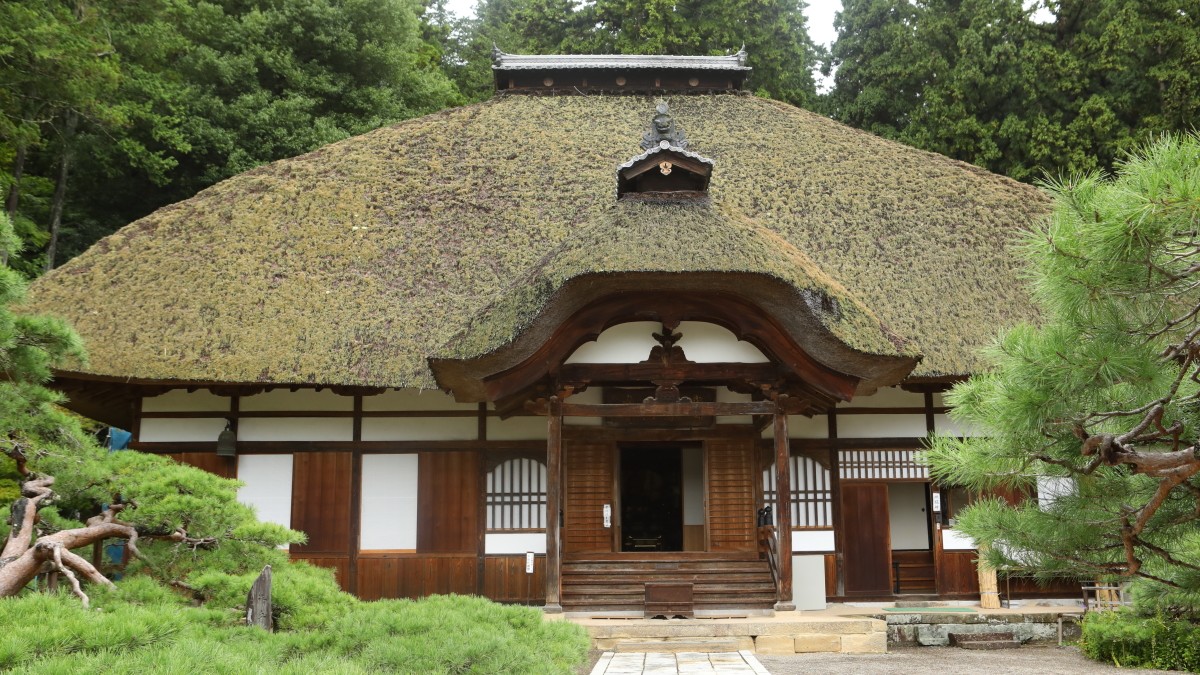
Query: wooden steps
892 550 936 595
561 553 777 614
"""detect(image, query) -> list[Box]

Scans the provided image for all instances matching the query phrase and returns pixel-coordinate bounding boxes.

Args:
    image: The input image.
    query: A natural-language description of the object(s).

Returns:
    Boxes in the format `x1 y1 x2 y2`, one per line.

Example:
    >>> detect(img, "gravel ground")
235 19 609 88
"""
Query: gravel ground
757 645 1170 675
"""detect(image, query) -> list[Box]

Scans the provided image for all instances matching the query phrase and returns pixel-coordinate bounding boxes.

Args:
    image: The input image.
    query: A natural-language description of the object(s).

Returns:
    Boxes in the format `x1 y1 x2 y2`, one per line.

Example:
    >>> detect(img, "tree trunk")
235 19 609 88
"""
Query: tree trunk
0 454 216 607
44 110 78 272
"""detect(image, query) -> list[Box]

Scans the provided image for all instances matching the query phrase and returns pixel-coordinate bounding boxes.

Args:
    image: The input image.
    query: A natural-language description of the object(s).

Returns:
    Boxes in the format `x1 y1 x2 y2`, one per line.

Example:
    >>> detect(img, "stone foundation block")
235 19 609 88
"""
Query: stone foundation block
755 635 797 655
794 634 841 653
841 632 888 654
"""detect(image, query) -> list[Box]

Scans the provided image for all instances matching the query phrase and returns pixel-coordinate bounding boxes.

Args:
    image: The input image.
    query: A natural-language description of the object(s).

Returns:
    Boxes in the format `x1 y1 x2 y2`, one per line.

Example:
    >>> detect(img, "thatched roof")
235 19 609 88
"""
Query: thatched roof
25 94 1050 391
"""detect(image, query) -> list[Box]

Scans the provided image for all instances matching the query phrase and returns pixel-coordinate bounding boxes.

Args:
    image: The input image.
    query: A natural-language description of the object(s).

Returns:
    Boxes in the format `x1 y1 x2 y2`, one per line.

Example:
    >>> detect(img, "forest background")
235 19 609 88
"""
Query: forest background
2 0 1196 276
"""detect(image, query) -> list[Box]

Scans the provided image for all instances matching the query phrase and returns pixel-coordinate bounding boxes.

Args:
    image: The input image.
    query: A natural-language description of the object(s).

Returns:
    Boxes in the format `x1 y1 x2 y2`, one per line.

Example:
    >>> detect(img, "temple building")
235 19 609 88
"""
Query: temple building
24 52 1068 616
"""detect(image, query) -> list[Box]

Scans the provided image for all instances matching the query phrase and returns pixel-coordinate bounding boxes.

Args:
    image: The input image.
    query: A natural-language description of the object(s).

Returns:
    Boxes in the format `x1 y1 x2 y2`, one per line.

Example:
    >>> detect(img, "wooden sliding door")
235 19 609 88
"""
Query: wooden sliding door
563 442 615 553
705 439 757 552
841 482 892 595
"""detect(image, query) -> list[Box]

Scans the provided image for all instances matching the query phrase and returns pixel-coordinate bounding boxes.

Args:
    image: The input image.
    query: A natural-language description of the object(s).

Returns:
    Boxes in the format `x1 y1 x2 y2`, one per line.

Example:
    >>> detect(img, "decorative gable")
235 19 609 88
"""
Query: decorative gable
617 103 714 202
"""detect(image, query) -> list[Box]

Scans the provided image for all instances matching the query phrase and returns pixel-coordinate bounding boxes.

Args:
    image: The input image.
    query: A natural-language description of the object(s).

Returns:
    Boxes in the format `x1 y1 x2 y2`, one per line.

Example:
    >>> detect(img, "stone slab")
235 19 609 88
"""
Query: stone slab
794 634 841 653
840 632 888 654
583 619 882 639
607 638 753 653
754 635 797 655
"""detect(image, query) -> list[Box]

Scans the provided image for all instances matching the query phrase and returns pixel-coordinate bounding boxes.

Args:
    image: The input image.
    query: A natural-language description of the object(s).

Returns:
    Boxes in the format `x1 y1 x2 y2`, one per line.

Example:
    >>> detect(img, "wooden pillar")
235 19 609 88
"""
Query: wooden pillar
774 397 795 611
828 410 844 597
543 396 563 613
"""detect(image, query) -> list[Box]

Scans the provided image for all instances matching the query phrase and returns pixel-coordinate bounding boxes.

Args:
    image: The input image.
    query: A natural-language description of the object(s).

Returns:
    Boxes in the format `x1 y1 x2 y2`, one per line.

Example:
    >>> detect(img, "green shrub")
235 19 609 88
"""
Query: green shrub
0 581 589 674
1081 610 1200 671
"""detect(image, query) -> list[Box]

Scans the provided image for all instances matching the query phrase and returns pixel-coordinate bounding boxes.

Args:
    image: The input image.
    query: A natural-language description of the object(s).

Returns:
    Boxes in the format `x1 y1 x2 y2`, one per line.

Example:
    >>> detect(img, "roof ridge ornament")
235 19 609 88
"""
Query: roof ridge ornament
640 102 688 150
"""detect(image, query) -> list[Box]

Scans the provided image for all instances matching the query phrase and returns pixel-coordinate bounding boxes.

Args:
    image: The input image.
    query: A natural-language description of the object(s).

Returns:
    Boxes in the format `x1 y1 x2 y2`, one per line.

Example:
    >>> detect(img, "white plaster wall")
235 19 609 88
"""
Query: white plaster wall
139 418 228 443
793 554 828 610
238 418 353 442
791 529 835 552
485 533 547 555
933 414 986 437
769 414 827 439
889 483 930 550
361 417 477 441
240 388 352 412
855 387 926 408
682 447 705 526
564 387 603 427
361 388 477 412
836 414 928 439
487 415 548 441
142 390 230 413
1037 476 1074 509
238 454 293 530
942 528 976 550
360 454 419 550
675 321 769 363
714 388 754 425
564 320 768 364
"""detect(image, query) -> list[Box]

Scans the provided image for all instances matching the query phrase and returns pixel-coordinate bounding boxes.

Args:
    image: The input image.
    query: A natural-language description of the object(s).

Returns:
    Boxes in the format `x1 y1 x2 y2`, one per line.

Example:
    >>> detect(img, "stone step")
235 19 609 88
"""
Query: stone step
607 637 753 653
949 631 1019 650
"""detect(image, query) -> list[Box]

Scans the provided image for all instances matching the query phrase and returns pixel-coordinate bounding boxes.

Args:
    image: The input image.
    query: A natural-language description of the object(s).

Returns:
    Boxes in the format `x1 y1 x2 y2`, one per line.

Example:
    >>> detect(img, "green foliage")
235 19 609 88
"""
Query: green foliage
0 588 590 673
2 0 461 273
925 134 1200 596
0 211 86 458
445 0 820 105
1081 610 1200 671
824 0 1200 182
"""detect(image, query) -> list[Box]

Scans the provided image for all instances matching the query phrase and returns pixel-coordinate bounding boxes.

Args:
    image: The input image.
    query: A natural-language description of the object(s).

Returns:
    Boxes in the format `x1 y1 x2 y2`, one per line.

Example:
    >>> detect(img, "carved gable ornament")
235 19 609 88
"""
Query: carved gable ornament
617 103 714 202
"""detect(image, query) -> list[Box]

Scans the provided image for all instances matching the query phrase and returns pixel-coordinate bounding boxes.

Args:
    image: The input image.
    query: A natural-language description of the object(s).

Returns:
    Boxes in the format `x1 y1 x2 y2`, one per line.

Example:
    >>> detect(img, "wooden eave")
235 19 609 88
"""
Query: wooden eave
429 272 921 415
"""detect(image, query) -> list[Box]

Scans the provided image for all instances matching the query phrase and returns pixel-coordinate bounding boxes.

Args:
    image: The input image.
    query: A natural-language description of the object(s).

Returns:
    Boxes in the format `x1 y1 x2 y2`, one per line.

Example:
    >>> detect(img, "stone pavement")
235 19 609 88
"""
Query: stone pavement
589 650 770 675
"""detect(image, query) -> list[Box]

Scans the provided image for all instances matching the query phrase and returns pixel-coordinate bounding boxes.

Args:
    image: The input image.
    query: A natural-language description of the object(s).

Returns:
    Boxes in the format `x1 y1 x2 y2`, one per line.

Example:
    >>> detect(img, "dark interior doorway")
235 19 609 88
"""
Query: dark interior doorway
620 446 683 551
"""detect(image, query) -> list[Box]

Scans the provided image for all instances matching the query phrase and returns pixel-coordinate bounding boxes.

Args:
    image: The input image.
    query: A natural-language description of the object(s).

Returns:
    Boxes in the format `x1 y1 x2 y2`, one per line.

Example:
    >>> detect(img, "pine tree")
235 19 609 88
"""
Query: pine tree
925 135 1200 609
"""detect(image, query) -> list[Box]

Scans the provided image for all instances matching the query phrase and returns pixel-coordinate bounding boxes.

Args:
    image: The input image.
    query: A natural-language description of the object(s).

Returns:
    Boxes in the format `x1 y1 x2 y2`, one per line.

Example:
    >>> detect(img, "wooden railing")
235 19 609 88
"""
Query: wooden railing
758 525 781 601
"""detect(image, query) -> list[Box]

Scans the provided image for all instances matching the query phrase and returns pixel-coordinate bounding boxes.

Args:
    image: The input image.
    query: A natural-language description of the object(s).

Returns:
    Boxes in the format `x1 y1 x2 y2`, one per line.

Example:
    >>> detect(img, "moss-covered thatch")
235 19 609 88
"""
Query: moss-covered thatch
448 200 911 361
25 94 1049 389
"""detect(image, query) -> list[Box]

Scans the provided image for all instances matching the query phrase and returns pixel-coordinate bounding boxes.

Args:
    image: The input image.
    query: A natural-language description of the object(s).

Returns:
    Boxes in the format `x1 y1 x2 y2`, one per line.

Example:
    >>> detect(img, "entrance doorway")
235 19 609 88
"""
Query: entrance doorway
619 447 683 552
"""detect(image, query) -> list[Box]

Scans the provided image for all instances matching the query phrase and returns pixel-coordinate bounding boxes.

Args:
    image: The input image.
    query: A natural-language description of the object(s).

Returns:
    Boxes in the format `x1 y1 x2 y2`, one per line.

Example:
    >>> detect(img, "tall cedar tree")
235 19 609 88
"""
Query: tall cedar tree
925 134 1200 612
2 0 459 273
826 0 1200 181
445 0 820 105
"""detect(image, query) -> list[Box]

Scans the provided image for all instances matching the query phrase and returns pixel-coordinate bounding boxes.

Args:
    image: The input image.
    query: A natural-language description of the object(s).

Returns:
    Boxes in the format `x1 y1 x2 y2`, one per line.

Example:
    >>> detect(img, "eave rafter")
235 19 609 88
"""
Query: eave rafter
435 289 877 418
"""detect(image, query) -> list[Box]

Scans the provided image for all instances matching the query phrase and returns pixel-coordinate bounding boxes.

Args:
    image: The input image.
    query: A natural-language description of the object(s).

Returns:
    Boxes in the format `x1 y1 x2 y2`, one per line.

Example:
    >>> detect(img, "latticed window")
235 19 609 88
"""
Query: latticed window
762 455 832 529
486 457 548 531
838 449 928 480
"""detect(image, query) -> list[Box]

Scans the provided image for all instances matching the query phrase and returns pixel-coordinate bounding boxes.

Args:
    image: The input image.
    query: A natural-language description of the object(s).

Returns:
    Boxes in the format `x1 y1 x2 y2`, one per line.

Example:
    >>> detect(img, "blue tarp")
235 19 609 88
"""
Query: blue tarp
107 428 131 451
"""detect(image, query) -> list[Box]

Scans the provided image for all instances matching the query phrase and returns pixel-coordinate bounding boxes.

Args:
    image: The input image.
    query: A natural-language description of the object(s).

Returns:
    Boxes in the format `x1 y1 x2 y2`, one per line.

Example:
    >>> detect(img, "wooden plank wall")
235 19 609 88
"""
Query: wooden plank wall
938 550 981 597
706 439 756 551
564 442 614 554
290 452 354 591
482 555 546 604
417 451 480 553
356 554 477 600
291 554 350 590
168 452 236 479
